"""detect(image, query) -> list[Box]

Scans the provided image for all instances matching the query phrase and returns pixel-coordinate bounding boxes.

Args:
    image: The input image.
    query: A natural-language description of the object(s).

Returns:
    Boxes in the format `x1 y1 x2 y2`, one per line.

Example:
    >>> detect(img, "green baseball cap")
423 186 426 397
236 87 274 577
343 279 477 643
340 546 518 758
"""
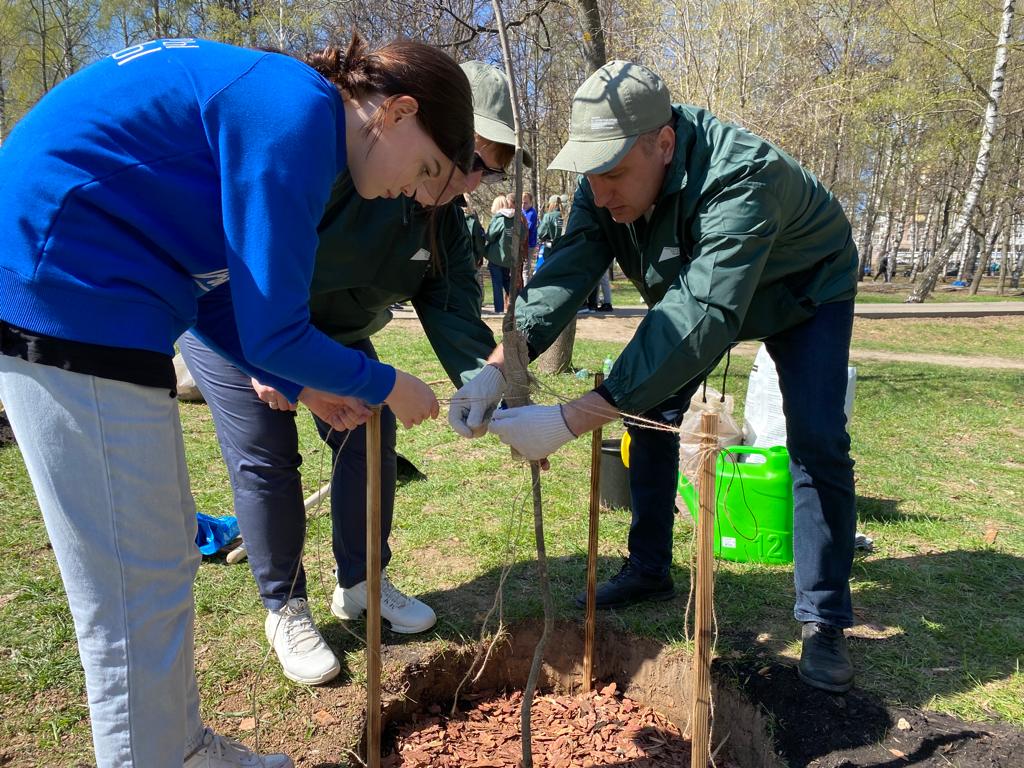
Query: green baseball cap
460 61 533 168
549 60 671 175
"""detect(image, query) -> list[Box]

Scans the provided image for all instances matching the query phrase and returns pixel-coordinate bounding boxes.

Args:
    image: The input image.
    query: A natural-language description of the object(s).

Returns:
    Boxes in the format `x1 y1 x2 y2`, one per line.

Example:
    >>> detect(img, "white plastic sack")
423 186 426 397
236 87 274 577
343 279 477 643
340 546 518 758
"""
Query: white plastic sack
677 386 744 511
174 353 205 402
743 344 856 447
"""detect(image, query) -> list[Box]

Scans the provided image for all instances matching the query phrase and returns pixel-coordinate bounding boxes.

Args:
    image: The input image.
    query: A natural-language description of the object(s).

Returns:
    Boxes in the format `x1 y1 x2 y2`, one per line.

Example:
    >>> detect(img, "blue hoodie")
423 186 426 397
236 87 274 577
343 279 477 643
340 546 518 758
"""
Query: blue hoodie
0 38 395 403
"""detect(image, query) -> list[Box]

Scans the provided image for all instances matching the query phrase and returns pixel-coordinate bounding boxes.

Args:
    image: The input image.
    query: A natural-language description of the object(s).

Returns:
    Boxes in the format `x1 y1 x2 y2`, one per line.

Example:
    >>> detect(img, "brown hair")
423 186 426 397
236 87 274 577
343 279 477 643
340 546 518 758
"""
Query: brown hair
308 33 475 175
489 141 516 170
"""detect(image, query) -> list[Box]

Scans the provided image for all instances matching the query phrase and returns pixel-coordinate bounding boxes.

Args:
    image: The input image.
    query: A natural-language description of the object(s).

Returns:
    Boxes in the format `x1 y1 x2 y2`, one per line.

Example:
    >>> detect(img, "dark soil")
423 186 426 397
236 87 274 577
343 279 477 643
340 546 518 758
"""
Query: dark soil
726 657 1024 767
0 412 14 446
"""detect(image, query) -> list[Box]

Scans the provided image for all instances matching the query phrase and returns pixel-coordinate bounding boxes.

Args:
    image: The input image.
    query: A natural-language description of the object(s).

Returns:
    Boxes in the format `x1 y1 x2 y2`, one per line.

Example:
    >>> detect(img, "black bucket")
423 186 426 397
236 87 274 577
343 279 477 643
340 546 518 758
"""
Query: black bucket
599 438 631 510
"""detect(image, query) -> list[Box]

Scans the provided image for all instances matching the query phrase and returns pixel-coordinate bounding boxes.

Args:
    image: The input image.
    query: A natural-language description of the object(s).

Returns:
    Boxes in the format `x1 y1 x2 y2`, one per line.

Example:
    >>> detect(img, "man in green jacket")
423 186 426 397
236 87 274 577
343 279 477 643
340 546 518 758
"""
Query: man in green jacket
451 61 859 694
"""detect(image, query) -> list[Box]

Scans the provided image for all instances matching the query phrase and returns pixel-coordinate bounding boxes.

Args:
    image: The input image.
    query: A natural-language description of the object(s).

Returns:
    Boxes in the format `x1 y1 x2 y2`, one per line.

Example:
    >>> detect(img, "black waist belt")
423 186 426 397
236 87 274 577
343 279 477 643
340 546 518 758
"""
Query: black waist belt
0 321 176 396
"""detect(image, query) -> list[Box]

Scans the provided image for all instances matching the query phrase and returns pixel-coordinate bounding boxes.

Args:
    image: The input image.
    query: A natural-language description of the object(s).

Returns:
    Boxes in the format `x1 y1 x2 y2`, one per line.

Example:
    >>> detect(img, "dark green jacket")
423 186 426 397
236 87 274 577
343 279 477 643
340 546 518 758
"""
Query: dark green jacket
465 212 487 267
485 210 525 269
537 210 563 244
308 175 496 387
517 104 858 413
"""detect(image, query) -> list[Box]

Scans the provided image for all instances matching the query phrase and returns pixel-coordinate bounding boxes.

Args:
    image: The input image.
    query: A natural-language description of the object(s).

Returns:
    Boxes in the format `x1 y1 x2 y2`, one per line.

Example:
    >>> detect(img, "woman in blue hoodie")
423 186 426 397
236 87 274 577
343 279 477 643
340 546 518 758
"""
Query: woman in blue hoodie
0 34 474 768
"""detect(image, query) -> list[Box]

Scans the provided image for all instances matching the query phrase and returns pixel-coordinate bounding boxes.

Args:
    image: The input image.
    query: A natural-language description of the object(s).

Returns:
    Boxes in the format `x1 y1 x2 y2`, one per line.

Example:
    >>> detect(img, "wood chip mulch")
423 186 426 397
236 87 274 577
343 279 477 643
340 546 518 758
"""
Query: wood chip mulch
382 682 694 767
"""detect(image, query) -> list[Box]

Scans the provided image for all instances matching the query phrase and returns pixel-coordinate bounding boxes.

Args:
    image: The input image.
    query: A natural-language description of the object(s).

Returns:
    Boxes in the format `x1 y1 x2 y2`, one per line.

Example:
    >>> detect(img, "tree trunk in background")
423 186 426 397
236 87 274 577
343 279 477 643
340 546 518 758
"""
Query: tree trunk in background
997 214 1012 293
907 0 1015 302
576 0 607 72
537 321 578 373
873 201 896 278
909 203 934 281
883 182 914 280
970 207 1005 294
856 139 892 279
958 221 979 282
538 0 608 375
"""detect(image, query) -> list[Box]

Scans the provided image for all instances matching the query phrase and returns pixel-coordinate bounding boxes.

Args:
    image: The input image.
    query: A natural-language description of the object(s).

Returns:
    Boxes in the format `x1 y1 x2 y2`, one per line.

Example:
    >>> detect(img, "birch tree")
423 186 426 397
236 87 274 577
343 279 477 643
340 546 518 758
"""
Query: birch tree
907 0 1016 302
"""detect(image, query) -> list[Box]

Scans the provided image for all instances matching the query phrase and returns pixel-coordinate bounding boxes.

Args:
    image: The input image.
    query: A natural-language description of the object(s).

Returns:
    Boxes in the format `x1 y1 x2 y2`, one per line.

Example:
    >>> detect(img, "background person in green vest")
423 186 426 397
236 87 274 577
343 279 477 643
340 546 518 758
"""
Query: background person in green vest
536 195 564 269
484 193 528 313
179 60 530 687
451 61 859 695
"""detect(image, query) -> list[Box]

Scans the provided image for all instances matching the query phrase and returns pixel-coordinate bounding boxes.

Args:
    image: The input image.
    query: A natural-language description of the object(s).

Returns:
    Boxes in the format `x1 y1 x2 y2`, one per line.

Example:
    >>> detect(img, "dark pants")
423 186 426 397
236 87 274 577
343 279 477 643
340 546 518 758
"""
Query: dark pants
625 300 856 627
488 262 511 313
178 333 396 610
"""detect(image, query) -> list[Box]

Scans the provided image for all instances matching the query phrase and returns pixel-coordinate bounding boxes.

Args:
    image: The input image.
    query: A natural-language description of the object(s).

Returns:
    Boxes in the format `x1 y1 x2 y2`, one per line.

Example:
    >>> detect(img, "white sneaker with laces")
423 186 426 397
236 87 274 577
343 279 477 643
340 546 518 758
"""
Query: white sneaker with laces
264 597 341 685
184 728 293 767
330 571 436 634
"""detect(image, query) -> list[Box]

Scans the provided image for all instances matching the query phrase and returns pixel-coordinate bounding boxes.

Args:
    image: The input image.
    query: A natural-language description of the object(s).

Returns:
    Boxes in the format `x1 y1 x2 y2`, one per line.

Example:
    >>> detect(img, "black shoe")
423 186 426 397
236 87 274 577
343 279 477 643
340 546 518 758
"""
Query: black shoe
575 560 675 609
798 622 854 693
596 303 613 312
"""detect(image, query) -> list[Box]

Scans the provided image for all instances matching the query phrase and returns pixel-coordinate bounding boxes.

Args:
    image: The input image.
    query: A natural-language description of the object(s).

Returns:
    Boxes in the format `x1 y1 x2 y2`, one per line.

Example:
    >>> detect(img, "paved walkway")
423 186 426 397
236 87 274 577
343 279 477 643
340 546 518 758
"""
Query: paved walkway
852 301 1024 318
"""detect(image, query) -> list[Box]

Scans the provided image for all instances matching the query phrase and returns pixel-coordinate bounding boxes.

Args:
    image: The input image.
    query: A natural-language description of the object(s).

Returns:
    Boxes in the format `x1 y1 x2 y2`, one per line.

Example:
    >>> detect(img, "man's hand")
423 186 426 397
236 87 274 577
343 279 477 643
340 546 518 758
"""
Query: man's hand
251 378 297 412
384 370 440 428
487 404 577 461
298 387 372 431
448 364 507 438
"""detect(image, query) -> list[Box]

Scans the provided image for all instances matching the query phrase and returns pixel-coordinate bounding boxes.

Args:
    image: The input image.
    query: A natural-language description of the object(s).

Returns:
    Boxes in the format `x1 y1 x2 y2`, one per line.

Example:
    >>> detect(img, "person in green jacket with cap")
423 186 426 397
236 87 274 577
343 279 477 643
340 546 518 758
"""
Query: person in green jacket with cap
450 61 859 694
179 59 531 687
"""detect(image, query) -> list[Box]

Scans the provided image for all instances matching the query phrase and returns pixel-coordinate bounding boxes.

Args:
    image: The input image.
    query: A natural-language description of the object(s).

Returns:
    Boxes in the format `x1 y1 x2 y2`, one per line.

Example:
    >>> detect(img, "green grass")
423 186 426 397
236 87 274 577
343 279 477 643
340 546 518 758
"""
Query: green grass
850 316 1024 360
854 277 1023 303
1 325 1022 764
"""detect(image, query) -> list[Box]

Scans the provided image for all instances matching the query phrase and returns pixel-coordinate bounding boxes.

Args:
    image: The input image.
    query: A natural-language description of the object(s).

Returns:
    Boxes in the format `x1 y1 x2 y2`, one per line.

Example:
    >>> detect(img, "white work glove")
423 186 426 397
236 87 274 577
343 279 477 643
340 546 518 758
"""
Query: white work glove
487 404 577 461
448 364 507 438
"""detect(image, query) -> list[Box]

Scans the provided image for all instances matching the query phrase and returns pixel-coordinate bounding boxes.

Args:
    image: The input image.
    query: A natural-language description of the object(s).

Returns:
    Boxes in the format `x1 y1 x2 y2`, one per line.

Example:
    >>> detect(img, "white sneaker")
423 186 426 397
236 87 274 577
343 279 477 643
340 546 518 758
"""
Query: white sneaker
330 571 436 634
264 597 341 685
184 728 293 767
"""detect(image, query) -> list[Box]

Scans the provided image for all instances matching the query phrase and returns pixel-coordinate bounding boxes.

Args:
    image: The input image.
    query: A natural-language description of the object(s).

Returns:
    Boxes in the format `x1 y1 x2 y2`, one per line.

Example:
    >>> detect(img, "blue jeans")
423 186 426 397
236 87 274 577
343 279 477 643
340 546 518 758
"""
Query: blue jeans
0 354 205 767
625 300 856 627
178 333 396 609
488 262 511 313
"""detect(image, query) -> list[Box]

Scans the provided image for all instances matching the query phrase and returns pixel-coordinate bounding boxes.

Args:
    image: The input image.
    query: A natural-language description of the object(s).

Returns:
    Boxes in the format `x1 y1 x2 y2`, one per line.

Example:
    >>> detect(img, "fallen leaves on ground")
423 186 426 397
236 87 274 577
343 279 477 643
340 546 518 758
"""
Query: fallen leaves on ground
383 685 692 767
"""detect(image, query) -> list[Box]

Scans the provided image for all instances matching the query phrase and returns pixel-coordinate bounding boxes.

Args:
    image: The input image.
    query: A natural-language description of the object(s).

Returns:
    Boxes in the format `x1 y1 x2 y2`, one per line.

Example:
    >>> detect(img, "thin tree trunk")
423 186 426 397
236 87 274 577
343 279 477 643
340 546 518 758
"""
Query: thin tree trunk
997 213 1012 294
537 324 577 373
857 138 893 280
970 209 1004 294
910 203 935 282
959 219 981 282
883 180 914 281
907 0 1016 302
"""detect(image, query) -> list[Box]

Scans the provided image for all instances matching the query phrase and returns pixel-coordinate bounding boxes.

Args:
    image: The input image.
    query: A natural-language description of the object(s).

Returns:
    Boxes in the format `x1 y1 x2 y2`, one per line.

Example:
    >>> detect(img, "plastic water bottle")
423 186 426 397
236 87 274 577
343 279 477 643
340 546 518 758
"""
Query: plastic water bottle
574 368 590 380
602 355 614 376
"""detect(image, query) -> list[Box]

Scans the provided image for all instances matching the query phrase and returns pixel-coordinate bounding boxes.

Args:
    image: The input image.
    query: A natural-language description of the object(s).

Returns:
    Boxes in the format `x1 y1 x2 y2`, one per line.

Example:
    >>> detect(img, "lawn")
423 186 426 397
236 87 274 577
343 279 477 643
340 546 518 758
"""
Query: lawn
0 318 1021 765
851 316 1024 360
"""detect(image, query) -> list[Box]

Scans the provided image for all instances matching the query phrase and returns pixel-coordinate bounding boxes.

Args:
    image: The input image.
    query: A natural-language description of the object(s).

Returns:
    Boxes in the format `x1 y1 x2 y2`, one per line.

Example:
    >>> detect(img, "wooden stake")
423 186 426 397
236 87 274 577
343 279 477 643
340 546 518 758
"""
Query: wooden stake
583 371 604 691
365 407 382 768
691 412 719 768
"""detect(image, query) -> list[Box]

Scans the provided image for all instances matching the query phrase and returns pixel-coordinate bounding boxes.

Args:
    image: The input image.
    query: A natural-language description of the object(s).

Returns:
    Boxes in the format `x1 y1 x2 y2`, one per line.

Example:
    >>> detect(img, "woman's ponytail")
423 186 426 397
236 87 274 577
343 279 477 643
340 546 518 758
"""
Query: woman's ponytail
307 32 474 176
